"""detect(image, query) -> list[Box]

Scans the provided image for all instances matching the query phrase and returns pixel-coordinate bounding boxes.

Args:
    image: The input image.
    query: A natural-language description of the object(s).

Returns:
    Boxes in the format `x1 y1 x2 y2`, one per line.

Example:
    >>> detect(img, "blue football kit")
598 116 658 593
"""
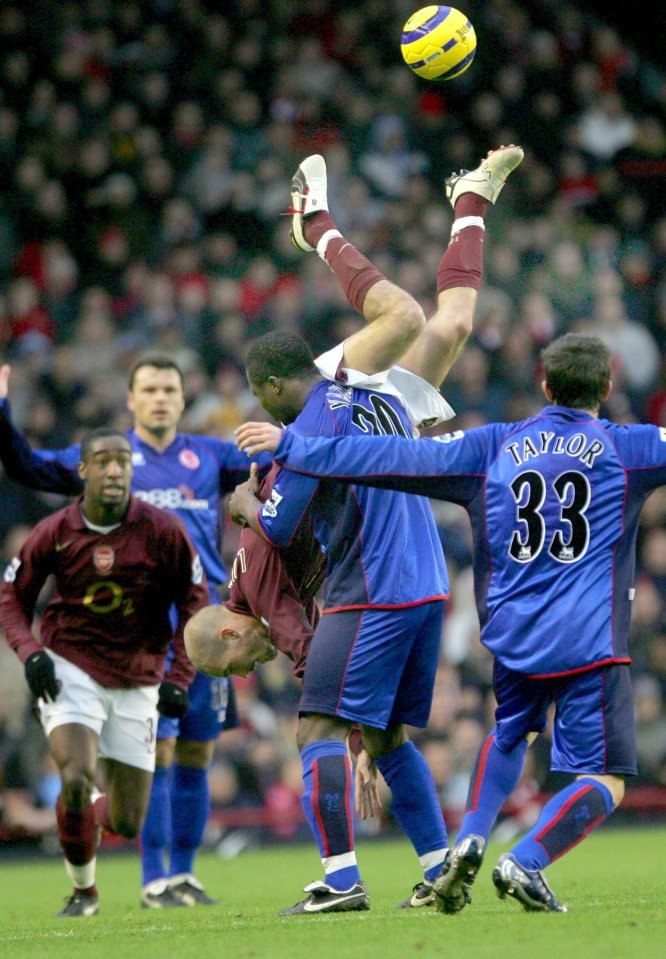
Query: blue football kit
269 406 666 776
254 368 453 898
255 378 448 729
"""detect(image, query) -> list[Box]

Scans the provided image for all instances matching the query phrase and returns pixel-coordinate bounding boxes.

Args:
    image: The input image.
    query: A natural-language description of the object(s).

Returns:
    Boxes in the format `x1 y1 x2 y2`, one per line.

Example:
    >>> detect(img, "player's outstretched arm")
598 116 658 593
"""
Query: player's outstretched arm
235 422 284 457
268 427 493 505
0 364 83 495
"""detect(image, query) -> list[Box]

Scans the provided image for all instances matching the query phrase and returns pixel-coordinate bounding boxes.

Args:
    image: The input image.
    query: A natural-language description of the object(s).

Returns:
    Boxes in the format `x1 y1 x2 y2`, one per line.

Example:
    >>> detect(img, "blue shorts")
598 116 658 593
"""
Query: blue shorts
493 661 637 776
157 671 238 742
300 601 445 730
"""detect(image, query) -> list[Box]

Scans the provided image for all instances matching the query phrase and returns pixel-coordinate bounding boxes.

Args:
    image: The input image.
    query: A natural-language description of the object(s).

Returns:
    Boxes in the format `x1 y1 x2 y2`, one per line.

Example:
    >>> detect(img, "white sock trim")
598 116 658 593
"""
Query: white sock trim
451 215 485 236
419 848 448 871
322 851 357 873
64 856 96 889
316 228 342 260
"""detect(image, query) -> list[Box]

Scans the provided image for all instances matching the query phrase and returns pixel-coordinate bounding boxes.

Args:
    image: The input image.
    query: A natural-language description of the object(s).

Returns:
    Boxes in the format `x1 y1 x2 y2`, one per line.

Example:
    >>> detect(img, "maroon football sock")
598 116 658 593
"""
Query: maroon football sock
303 213 385 313
74 884 99 898
437 222 485 293
454 193 489 219
302 211 338 249
56 795 98 866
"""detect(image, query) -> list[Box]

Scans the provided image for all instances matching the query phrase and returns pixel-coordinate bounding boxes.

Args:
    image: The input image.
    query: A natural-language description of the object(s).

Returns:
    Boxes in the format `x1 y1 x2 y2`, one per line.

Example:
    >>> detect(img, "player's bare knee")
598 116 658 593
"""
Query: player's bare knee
361 722 406 760
60 768 95 811
175 738 214 768
605 775 625 808
156 737 176 767
577 773 624 808
111 809 143 840
297 713 349 750
453 311 473 345
399 296 426 338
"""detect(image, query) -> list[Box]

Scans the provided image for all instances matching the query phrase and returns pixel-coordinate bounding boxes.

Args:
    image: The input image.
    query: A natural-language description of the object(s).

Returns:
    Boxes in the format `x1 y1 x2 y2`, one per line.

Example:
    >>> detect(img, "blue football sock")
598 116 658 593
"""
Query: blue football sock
511 777 614 871
169 764 209 878
457 730 528 843
374 741 448 881
300 740 360 891
140 765 171 885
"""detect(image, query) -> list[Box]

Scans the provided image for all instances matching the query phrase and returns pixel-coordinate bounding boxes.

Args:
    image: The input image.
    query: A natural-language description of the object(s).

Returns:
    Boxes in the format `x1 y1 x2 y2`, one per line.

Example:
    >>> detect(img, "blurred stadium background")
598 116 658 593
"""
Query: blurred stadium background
2 0 666 858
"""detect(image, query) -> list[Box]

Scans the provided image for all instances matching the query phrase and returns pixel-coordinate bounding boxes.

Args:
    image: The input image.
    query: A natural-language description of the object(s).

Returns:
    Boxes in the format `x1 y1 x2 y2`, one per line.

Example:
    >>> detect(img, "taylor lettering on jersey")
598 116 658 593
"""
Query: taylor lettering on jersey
262 489 283 519
504 432 605 468
660 428 666 443
134 487 209 510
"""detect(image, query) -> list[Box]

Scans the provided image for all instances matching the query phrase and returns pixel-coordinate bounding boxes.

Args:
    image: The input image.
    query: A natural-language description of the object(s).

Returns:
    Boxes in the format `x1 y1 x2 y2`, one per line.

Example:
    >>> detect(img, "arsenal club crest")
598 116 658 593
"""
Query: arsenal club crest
179 449 200 469
93 546 115 573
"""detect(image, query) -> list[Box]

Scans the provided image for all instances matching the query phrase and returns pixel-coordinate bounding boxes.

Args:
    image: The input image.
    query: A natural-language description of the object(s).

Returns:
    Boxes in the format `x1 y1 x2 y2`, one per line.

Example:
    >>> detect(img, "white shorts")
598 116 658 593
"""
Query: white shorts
38 651 159 772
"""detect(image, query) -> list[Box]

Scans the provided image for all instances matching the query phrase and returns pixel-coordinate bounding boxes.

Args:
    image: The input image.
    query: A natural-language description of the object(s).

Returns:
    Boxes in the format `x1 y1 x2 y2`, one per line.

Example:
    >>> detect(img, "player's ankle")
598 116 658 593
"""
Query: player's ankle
454 193 488 219
303 211 337 248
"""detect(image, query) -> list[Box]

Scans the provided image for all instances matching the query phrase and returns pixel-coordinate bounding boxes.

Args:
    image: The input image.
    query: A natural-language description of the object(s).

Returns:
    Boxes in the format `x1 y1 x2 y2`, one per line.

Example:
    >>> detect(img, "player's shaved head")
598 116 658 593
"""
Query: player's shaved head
184 604 275 678
184 605 235 673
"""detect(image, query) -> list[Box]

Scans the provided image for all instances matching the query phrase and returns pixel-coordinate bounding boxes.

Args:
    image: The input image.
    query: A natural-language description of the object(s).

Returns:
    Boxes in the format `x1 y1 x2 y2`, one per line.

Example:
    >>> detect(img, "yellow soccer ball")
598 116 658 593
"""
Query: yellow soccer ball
400 5 477 81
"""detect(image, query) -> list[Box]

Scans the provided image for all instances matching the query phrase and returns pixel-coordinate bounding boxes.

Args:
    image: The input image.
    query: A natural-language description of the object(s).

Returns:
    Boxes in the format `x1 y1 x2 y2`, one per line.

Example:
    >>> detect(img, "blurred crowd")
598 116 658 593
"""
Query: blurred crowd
2 0 666 850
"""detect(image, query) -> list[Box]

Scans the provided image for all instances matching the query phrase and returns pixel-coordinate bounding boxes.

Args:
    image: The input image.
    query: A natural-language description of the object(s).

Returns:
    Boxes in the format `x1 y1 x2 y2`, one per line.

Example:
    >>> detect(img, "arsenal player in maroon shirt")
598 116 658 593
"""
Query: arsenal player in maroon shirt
0 428 207 918
184 465 379 819
184 463 324 681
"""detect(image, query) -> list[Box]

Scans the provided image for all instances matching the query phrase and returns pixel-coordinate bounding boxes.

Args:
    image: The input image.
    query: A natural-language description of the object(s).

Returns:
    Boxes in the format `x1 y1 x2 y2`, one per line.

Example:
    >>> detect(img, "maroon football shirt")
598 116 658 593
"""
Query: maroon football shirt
1 495 207 689
224 467 325 679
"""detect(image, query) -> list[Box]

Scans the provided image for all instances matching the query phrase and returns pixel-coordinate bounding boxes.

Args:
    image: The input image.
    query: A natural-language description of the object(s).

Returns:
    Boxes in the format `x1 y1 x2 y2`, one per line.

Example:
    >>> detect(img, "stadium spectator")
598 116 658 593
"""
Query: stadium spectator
0 427 206 917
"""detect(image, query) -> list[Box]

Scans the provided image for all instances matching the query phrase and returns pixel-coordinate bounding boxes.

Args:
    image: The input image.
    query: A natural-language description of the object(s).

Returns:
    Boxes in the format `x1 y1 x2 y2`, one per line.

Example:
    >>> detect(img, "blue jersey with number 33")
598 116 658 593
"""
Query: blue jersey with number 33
269 406 666 676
